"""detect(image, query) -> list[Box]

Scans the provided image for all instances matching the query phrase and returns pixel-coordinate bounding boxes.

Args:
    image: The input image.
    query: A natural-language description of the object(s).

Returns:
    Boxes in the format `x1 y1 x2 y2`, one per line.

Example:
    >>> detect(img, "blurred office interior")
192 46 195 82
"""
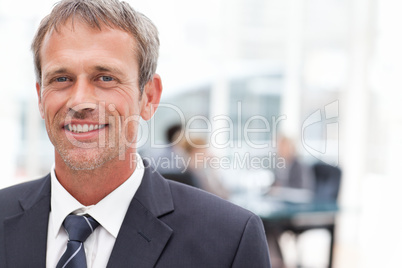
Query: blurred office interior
0 0 401 267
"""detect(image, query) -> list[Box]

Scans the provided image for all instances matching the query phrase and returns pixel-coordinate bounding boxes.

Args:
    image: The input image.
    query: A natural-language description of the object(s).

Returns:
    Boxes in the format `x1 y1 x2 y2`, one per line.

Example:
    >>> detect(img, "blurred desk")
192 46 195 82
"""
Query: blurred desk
231 195 339 268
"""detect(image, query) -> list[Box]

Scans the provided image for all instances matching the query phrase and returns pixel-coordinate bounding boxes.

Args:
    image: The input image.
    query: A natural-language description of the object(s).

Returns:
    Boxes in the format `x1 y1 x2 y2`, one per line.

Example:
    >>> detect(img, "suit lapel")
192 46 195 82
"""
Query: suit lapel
3 167 175 267
107 166 174 268
4 175 51 267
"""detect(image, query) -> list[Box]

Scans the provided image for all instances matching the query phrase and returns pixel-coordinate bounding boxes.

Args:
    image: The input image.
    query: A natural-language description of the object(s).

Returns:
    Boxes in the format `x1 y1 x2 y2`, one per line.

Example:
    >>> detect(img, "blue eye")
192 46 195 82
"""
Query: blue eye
100 76 114 82
56 77 68 82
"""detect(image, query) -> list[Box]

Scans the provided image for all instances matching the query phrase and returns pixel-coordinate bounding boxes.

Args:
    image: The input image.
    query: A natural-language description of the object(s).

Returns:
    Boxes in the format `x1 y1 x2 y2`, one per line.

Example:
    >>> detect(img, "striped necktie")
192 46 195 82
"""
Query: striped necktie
56 214 100 268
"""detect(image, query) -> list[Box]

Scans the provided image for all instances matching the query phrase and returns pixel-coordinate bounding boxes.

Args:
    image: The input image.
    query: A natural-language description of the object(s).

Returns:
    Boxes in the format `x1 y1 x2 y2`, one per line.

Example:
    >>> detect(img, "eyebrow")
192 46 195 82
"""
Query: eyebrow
42 65 125 81
43 67 68 82
93 65 125 76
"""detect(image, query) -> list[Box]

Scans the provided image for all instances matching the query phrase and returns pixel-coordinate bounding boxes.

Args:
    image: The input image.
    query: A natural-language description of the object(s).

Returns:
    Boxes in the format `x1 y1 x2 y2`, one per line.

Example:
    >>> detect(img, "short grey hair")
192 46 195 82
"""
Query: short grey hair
31 0 159 92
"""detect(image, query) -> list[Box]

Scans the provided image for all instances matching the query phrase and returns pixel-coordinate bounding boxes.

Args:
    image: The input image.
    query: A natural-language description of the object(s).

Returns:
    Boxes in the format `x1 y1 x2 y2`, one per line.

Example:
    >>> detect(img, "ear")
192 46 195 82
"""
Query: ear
36 82 44 119
140 74 163 121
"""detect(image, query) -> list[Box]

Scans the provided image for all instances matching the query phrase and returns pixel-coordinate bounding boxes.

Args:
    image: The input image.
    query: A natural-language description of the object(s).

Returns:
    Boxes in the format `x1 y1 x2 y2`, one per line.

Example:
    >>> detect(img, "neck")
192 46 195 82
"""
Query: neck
54 150 137 206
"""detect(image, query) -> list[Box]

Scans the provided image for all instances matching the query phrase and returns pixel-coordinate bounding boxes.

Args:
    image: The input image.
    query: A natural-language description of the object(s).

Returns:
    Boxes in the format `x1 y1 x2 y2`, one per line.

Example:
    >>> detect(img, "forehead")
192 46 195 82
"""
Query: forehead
40 18 137 58
40 19 138 73
43 19 134 50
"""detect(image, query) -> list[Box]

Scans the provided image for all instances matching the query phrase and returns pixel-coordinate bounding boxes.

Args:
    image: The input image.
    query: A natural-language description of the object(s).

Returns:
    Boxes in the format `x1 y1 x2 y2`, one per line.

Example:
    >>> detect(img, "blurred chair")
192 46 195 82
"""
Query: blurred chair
288 163 342 268
313 163 342 203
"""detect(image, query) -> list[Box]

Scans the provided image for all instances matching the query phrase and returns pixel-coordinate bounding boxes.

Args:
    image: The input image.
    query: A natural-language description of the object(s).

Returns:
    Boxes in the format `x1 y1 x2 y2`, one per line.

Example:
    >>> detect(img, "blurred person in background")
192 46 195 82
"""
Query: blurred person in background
141 123 188 174
0 0 271 267
182 137 229 200
141 123 201 187
266 135 316 267
270 135 315 198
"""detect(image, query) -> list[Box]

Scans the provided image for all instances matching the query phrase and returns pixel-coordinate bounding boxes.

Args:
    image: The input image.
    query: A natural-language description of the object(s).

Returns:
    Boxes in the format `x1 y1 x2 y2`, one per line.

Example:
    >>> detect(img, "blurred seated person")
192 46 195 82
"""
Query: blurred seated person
182 137 229 200
141 123 188 174
266 136 316 267
270 135 315 202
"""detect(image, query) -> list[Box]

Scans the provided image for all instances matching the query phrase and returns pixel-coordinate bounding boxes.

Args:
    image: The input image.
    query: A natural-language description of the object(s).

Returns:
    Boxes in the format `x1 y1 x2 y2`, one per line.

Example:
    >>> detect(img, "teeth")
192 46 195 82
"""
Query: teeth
65 124 105 133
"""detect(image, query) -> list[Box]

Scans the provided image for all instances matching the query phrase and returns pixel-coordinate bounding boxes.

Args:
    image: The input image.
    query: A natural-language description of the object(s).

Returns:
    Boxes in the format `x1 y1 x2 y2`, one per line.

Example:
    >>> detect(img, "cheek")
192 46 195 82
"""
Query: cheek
41 100 58 124
125 120 139 144
108 94 140 118
101 90 141 138
41 91 67 115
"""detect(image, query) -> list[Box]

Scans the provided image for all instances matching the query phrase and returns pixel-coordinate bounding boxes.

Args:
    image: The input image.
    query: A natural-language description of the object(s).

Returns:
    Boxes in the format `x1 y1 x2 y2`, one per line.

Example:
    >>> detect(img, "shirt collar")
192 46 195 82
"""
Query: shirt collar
50 154 144 238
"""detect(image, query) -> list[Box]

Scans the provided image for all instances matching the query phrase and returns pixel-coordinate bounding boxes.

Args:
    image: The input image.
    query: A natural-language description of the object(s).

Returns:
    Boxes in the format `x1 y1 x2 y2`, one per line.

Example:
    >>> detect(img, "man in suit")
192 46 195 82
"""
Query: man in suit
0 0 271 267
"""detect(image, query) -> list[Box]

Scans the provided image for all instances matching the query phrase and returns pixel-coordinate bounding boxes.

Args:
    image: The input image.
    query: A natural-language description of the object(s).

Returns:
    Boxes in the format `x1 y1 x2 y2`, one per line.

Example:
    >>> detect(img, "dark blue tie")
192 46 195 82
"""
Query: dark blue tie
56 214 100 268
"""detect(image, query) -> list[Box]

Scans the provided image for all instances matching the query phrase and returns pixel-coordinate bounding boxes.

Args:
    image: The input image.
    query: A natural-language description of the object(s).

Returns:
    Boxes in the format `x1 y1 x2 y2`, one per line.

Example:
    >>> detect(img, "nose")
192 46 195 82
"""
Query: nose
66 77 97 112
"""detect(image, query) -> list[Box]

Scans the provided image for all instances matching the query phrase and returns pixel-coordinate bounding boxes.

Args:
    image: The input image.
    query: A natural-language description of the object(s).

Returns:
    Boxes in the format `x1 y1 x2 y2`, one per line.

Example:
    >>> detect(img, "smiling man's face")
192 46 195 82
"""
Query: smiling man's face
37 20 146 170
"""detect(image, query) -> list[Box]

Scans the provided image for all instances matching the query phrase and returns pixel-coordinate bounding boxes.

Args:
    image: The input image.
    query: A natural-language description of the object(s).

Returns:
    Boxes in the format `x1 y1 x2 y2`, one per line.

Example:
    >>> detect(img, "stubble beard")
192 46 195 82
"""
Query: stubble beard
48 108 138 171
56 144 121 171
49 115 126 171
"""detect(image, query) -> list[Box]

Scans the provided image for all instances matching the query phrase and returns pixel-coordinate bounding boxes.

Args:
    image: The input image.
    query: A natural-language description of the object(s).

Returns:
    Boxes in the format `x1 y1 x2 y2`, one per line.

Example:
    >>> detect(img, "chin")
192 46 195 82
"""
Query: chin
58 148 120 171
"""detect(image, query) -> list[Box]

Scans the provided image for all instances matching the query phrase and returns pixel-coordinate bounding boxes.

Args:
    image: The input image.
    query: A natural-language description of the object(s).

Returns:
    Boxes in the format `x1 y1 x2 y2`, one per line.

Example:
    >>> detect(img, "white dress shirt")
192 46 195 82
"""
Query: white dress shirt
46 154 144 268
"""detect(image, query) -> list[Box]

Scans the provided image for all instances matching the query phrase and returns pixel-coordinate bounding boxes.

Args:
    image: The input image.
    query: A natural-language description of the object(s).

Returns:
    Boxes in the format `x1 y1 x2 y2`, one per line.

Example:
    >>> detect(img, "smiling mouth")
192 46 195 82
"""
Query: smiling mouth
65 124 106 133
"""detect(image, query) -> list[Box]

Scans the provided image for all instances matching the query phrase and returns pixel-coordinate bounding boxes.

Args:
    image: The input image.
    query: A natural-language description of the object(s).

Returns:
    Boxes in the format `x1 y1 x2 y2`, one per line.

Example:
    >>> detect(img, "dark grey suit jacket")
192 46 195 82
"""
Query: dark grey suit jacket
0 165 271 267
